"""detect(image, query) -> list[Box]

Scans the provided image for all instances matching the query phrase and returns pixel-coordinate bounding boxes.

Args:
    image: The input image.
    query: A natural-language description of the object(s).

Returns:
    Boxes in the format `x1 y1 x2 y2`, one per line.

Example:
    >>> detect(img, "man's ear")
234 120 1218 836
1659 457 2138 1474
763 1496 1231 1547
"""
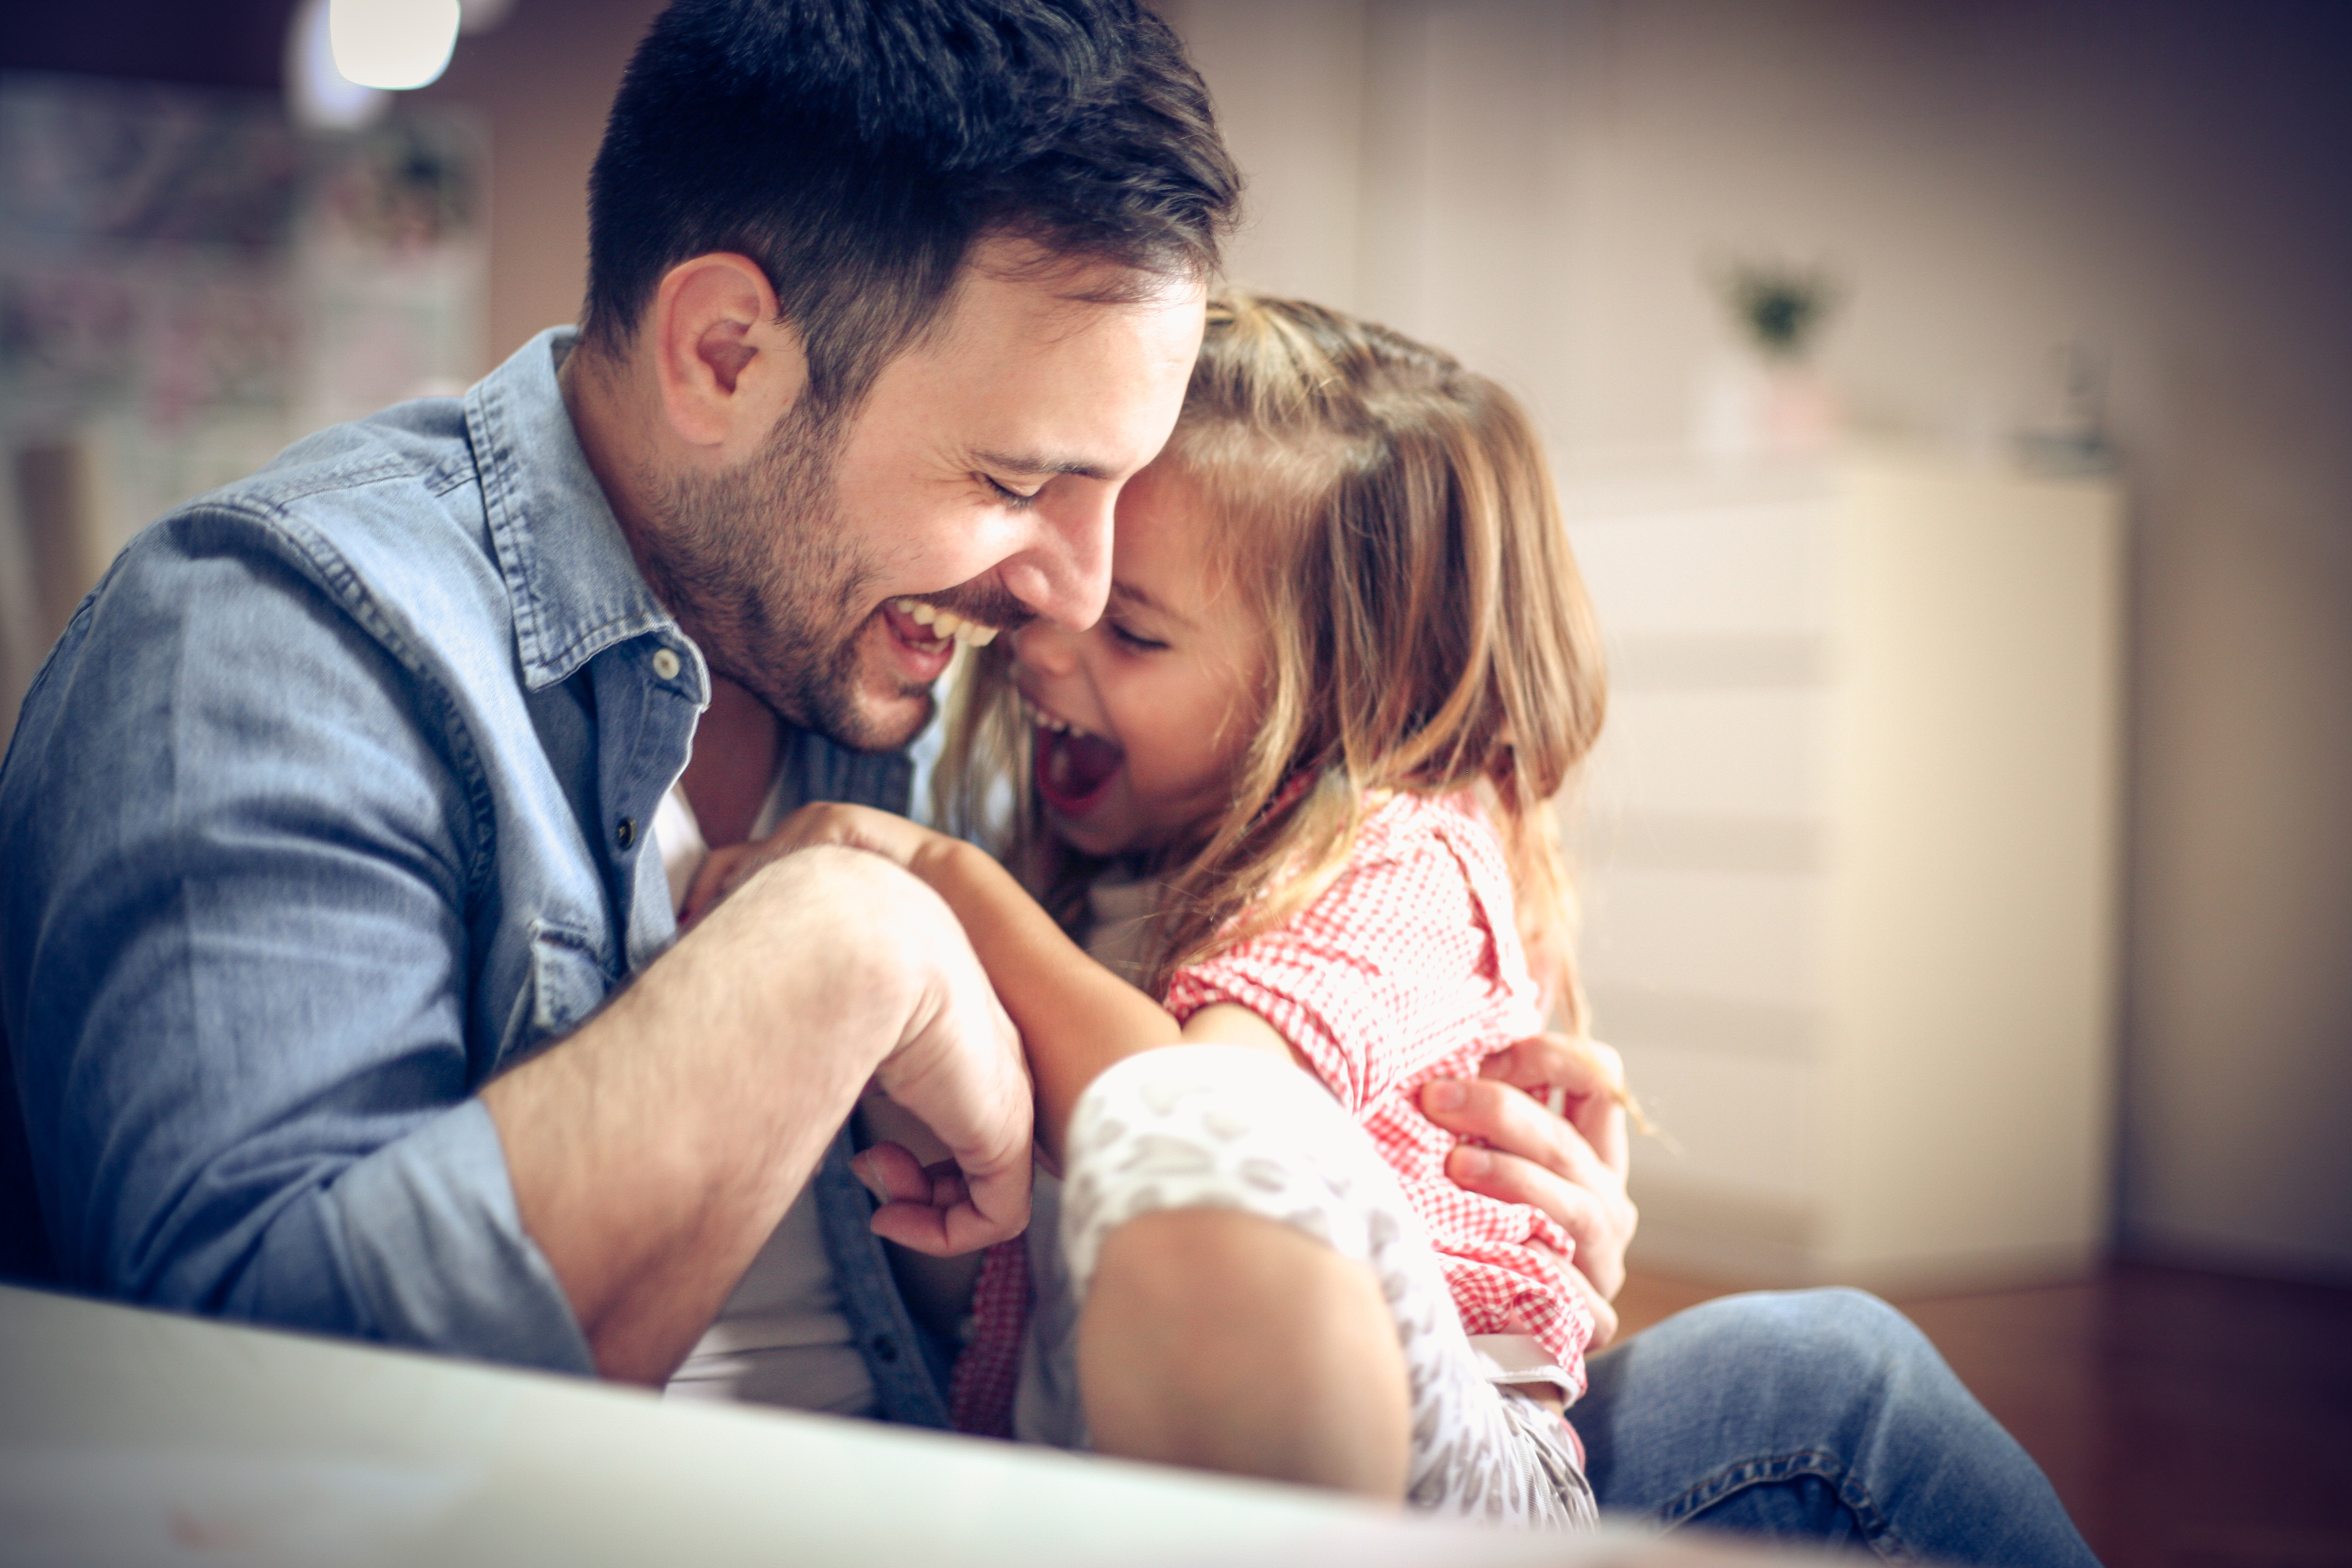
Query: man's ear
648 253 810 453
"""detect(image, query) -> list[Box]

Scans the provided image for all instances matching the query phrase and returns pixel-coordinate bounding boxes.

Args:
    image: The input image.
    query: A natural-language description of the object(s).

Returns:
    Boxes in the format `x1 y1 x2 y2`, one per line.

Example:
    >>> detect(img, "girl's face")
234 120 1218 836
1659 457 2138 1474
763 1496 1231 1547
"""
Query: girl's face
1010 461 1269 858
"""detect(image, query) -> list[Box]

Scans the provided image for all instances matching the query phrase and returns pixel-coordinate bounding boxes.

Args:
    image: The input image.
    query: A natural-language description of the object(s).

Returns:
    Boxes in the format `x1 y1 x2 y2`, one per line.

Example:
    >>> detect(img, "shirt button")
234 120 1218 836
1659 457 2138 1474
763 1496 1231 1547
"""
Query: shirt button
652 646 682 681
615 816 636 850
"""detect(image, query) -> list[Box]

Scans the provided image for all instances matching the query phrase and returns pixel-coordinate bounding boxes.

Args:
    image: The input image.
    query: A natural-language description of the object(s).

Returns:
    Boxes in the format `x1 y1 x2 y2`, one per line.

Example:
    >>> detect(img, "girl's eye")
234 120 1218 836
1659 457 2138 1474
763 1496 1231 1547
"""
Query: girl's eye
983 474 1040 510
1108 621 1167 653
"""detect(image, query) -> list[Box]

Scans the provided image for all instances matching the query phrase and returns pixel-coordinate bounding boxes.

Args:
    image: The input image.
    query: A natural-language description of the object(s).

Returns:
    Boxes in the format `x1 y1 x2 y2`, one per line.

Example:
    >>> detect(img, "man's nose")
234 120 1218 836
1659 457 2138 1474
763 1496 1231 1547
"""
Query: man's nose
997 485 1115 631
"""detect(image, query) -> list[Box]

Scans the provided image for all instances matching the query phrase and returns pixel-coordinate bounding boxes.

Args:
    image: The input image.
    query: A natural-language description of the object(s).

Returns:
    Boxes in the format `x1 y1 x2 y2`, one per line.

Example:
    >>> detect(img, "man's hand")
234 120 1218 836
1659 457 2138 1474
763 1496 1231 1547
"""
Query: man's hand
1419 1034 1636 1348
677 807 1028 1254
861 901 1033 1257
486 845 1029 1384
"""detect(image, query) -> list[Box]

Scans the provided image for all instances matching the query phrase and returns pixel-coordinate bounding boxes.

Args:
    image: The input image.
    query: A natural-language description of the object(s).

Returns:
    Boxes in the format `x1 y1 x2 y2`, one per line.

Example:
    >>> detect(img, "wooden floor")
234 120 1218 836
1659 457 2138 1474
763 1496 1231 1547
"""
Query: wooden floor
1612 1263 2352 1568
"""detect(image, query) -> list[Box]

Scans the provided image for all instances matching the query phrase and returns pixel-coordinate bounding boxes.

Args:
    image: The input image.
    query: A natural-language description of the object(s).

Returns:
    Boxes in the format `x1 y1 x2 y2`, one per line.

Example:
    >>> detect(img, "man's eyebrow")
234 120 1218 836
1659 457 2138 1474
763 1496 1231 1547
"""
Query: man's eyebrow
971 447 1111 481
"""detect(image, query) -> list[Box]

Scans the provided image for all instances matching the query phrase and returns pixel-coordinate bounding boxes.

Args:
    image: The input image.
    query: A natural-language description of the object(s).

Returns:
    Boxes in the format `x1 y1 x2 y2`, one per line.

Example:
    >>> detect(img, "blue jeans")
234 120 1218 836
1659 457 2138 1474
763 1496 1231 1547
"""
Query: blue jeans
1568 1289 2101 1565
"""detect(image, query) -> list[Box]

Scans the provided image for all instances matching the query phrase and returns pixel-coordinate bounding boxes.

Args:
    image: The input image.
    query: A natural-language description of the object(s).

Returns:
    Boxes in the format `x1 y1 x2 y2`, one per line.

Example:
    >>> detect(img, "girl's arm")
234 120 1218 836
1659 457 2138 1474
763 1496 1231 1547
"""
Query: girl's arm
689 803 1289 1166
901 831 1177 1167
894 842 1311 1161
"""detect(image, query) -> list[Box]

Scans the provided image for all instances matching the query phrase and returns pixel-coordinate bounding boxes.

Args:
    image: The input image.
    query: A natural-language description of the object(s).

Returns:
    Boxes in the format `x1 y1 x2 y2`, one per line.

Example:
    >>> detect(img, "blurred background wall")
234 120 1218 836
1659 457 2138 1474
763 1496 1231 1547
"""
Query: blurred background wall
2 0 2346 1285
1147 0 2352 1287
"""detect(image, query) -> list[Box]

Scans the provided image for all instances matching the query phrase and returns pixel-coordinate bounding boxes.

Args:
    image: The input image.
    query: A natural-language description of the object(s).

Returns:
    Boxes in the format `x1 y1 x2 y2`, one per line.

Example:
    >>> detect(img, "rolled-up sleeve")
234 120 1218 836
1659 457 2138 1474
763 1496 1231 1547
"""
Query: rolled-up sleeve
1 510 592 1374
291 1100 588 1368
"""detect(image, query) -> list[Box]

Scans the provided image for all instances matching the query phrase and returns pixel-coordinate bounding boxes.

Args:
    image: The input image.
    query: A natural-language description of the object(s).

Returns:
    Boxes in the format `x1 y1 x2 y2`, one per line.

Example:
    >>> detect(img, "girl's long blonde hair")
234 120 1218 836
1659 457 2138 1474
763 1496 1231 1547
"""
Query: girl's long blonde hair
937 291 1608 1024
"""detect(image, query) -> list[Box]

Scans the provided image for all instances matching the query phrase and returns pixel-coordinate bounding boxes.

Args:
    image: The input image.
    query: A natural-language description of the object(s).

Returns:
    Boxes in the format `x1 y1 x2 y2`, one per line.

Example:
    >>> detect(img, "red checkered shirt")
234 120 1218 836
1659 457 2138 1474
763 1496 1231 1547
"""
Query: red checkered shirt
949 790 1592 1438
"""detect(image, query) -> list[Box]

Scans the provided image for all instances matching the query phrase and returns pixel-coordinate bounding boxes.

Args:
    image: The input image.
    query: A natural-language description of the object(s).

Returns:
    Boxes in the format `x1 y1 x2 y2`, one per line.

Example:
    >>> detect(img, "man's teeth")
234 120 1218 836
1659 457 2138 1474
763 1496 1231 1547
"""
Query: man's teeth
890 598 998 646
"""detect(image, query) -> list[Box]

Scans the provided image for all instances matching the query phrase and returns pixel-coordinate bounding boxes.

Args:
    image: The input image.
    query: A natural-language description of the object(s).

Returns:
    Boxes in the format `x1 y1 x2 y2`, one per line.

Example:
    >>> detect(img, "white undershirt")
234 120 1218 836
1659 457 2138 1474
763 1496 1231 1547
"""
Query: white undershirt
655 781 878 1416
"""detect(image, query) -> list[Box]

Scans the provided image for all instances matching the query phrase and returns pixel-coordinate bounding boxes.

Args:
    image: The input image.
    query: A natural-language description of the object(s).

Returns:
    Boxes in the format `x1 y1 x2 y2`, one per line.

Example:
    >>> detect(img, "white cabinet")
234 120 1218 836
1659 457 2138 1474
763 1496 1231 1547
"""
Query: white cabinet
1563 451 2124 1291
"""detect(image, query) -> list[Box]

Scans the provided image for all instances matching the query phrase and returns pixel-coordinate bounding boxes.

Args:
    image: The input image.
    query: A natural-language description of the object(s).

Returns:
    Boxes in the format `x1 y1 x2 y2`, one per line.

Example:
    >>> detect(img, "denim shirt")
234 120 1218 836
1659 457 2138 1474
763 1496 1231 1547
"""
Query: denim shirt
0 328 949 1423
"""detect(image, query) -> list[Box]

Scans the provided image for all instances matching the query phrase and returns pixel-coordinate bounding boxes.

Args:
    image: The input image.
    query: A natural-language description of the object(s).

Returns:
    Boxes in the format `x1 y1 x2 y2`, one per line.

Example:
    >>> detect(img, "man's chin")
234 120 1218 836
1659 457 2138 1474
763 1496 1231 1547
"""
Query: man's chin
780 676 933 755
739 610 949 755
809 644 941 754
823 607 958 752
845 684 938 754
723 665 927 762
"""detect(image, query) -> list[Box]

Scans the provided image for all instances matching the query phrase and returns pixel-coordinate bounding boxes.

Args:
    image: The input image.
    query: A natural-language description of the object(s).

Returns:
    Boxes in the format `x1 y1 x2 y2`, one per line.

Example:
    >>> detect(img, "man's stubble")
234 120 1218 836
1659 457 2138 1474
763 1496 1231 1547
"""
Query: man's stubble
640 403 916 753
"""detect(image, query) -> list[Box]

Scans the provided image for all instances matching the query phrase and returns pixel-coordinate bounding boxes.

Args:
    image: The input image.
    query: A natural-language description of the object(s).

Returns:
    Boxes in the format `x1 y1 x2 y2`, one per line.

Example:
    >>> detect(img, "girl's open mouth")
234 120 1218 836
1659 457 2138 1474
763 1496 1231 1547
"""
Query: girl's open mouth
1026 697 1122 817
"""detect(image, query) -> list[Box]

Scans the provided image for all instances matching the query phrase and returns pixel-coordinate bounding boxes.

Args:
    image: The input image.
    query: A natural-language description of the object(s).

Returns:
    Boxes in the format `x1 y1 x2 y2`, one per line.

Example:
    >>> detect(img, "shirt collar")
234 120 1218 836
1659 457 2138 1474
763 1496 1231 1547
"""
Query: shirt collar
465 326 701 696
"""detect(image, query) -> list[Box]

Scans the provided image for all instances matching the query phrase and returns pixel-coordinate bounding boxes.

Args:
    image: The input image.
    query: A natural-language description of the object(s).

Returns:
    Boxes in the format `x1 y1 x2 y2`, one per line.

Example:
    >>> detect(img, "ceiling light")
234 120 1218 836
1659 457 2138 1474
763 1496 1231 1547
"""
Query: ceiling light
330 0 462 92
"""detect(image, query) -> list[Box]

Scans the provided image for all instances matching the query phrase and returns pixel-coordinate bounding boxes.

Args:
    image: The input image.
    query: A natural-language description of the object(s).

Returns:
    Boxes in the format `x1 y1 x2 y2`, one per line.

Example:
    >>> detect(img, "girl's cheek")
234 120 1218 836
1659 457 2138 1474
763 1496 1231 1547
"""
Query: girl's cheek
1214 656 1271 737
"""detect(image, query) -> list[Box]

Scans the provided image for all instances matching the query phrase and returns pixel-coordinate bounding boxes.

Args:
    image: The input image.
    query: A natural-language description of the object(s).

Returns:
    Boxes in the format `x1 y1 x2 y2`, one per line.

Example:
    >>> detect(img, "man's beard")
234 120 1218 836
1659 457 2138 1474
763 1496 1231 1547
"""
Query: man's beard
638 403 914 751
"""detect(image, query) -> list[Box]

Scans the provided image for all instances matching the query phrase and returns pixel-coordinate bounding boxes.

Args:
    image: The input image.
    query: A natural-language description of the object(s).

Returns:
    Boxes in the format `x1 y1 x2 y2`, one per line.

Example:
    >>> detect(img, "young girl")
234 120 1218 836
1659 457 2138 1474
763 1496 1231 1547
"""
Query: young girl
695 292 1611 1526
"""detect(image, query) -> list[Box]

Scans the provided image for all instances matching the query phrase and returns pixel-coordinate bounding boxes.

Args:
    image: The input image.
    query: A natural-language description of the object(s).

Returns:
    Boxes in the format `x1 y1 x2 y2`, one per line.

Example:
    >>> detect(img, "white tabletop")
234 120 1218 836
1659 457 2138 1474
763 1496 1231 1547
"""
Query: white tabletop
0 1283 1769 1567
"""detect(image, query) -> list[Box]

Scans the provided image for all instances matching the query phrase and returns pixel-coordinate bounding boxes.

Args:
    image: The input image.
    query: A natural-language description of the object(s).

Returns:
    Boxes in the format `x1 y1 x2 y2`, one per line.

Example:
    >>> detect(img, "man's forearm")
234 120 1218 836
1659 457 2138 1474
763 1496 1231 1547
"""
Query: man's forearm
483 847 925 1384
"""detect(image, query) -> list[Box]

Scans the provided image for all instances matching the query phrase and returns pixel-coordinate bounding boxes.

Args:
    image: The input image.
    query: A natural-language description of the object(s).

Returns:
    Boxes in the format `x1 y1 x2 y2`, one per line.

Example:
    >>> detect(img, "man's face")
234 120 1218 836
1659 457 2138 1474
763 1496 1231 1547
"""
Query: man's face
649 243 1206 752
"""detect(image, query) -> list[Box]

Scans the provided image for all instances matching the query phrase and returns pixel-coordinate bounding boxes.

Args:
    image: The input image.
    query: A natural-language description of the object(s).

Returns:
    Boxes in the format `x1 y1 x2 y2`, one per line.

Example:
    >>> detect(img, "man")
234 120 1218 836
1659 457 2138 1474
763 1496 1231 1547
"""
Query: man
1 0 1228 1386
1 4 2093 1559
2 0 1622 1401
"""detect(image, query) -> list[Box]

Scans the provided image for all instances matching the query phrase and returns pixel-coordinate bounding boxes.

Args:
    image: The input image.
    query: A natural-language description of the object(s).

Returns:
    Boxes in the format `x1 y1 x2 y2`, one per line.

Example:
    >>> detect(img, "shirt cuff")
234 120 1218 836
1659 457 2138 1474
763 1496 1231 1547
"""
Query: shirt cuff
332 1098 595 1376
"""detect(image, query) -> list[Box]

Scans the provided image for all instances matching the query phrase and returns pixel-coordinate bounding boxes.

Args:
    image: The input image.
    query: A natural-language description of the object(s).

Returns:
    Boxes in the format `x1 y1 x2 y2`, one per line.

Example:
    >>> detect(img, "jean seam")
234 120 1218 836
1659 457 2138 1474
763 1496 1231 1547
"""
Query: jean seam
1658 1449 1915 1562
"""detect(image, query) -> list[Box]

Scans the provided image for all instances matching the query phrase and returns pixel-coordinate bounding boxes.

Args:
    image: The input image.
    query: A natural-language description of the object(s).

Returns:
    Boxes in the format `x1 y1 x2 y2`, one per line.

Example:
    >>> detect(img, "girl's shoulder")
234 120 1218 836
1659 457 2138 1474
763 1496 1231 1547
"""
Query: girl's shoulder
1165 789 1527 1109
1271 789 1515 949
1350 789 1511 887
1174 788 1513 978
1338 790 1530 977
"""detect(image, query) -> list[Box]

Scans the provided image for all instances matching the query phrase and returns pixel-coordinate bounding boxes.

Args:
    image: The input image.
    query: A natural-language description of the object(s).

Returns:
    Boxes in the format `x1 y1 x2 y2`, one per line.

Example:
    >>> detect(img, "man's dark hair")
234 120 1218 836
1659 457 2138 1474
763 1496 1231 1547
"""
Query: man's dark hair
583 0 1240 418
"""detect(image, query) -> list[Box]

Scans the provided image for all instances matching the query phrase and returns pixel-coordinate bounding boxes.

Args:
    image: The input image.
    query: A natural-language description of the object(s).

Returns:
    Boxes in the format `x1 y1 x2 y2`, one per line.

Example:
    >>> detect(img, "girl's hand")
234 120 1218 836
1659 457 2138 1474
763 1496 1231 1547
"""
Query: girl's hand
682 802 941 925
1418 1034 1636 1343
765 800 940 866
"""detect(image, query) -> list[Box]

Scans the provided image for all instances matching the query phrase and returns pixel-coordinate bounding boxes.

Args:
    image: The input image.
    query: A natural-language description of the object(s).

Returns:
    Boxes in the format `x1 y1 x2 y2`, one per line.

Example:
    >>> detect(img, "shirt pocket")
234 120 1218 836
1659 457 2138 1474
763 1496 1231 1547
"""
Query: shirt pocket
498 917 615 1064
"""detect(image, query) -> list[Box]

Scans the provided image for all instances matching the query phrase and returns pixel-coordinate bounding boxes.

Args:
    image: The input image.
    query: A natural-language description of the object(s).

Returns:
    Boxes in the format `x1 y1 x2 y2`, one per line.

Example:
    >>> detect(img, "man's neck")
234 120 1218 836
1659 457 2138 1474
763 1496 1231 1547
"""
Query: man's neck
678 676 785 849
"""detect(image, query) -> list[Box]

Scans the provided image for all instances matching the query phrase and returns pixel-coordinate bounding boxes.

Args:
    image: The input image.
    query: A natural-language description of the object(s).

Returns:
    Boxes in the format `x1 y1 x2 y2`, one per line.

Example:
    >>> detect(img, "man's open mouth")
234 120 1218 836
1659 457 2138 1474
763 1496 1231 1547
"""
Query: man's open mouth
1022 693 1123 816
884 597 1001 650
